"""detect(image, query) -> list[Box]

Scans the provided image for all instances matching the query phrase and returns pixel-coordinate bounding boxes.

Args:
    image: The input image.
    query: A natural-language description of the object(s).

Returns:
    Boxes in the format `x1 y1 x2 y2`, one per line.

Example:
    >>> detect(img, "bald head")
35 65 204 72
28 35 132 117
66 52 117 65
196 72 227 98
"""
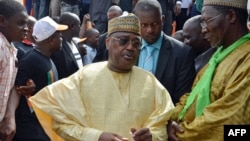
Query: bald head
107 5 123 20
183 15 210 55
172 30 184 42
59 12 81 40
183 15 201 31
59 12 80 25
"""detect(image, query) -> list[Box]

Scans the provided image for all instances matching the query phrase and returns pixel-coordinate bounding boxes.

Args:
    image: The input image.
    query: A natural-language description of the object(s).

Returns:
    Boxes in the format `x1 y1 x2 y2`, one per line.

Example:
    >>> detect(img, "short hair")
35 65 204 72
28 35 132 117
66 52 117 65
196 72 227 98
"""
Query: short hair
83 28 99 38
132 0 162 16
107 5 122 15
0 0 26 19
59 12 80 25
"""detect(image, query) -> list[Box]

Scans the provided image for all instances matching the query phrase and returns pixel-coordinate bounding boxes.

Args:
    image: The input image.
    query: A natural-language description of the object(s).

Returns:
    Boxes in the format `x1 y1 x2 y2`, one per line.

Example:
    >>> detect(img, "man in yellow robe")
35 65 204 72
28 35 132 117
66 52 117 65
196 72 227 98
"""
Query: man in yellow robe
167 0 250 141
30 13 175 141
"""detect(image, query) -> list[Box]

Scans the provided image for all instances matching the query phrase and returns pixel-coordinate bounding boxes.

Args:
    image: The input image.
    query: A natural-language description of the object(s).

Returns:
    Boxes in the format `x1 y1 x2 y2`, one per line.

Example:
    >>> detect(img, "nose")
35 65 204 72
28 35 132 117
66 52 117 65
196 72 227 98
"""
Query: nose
146 25 154 33
201 26 208 34
125 41 135 50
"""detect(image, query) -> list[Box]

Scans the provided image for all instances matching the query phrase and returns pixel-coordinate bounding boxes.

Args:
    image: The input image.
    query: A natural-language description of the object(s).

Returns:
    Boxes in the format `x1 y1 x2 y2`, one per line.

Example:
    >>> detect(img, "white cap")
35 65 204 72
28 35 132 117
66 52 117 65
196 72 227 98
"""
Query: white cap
32 16 68 42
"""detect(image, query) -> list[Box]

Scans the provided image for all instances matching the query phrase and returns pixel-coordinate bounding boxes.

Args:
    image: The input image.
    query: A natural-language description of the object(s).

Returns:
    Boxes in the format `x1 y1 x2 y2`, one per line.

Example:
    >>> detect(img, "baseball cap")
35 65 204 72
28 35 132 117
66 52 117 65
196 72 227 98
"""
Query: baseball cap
32 16 68 42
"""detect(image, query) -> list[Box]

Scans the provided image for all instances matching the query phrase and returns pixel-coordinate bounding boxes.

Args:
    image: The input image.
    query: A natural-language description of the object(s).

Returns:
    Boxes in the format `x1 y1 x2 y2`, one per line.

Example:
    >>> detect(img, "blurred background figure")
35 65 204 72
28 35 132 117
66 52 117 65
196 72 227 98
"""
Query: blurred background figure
172 30 184 42
13 16 37 60
82 28 100 65
182 15 216 72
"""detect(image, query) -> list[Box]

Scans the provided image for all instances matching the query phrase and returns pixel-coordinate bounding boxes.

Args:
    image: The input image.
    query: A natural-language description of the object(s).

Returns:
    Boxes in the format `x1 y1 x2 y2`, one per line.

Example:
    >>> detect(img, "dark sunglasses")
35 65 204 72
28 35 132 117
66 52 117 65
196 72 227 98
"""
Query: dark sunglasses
110 36 141 49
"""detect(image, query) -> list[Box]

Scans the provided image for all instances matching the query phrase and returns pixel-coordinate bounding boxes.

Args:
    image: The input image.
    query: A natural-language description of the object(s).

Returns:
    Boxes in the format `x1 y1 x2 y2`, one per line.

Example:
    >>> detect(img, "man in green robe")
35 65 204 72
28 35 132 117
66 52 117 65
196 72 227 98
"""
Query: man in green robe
30 13 175 141
168 0 250 141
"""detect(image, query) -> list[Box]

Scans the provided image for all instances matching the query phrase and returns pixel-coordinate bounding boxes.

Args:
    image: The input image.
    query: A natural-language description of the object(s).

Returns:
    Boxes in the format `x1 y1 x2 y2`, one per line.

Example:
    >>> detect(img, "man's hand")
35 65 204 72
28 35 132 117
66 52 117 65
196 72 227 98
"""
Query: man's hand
99 132 128 141
0 116 16 141
131 128 152 141
167 121 184 141
16 79 36 96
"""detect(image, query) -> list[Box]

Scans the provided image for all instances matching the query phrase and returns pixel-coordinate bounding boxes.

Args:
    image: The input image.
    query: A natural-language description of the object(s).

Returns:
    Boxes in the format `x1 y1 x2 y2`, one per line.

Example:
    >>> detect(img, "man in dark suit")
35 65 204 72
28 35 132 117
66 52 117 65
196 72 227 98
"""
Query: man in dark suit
51 12 83 79
133 0 196 104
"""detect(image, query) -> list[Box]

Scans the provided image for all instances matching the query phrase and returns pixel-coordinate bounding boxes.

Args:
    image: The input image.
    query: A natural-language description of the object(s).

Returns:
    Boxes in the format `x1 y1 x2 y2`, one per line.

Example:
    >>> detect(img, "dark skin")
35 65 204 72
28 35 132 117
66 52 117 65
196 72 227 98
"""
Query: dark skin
0 30 62 141
101 31 152 141
0 8 36 141
106 32 141 73
0 79 35 141
168 6 249 141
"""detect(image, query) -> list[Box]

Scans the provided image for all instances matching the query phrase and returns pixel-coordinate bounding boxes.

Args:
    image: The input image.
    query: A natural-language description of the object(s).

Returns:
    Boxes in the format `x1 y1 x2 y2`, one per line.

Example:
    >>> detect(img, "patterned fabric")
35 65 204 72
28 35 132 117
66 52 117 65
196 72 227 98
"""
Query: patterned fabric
30 62 174 141
171 39 250 141
108 13 141 36
0 32 18 121
203 0 247 9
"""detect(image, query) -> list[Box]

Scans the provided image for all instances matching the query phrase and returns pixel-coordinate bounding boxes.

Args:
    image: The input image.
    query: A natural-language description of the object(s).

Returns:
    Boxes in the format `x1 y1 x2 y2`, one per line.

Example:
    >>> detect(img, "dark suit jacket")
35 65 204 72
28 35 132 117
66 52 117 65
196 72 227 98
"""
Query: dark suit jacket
153 34 196 104
93 32 109 62
51 38 79 79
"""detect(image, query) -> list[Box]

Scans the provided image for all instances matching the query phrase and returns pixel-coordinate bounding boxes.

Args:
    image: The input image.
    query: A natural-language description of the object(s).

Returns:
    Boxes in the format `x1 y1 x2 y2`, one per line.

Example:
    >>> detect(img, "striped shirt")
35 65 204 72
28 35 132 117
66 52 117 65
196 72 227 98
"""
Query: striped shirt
0 32 18 121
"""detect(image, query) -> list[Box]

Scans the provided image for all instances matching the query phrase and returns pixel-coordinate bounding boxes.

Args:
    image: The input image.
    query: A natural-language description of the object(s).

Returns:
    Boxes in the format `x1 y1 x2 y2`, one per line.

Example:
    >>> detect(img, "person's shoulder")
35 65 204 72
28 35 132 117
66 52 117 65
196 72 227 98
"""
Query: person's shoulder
162 34 193 52
82 61 107 71
133 66 156 78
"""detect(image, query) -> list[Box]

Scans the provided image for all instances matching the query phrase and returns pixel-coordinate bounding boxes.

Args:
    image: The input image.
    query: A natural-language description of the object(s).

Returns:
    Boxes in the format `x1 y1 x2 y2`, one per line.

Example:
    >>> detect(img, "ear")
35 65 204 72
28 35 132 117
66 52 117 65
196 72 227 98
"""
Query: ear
227 9 237 24
161 15 165 25
0 15 7 28
105 36 110 50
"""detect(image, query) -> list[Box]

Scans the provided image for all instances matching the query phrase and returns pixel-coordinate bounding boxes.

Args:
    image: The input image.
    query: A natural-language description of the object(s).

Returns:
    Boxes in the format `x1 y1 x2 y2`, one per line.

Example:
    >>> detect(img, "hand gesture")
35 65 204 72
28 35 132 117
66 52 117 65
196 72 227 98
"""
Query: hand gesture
16 79 36 96
167 121 184 141
130 128 152 141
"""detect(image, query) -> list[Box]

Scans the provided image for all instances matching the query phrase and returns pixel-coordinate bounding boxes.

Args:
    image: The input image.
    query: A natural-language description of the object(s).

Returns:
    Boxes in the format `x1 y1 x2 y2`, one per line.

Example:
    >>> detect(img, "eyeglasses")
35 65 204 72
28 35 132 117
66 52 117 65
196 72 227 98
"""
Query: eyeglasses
110 36 142 49
200 13 224 29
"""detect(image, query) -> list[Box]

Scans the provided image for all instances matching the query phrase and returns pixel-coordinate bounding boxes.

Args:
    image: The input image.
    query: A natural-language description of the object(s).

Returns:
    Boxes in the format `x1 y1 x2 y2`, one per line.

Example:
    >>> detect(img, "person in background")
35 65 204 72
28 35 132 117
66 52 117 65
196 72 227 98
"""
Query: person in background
89 0 113 34
168 0 250 140
60 0 80 16
0 1 34 140
175 0 192 31
93 5 123 62
172 30 184 42
133 0 196 104
13 16 37 60
182 15 216 72
23 0 33 16
33 0 50 19
29 13 174 141
49 0 61 17
79 0 91 23
51 12 83 80
82 28 100 65
190 0 202 17
158 0 182 35
13 16 68 141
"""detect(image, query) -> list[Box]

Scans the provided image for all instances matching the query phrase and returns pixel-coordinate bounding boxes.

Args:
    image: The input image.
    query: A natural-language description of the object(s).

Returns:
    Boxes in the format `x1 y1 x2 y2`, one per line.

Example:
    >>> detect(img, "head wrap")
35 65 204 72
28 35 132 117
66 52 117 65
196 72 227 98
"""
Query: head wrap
108 12 141 36
203 0 247 9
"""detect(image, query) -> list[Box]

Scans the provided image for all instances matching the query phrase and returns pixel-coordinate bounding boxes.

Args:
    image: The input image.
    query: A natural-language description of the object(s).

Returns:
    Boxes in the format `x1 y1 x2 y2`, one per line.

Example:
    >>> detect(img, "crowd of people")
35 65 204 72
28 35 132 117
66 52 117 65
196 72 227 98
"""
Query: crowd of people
0 0 250 141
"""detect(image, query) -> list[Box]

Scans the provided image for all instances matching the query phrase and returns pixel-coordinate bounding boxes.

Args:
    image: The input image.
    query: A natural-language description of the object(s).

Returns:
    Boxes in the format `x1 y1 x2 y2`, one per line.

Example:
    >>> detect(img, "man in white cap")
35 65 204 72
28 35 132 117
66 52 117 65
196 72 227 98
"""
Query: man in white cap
29 13 174 141
168 0 250 140
12 16 68 141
